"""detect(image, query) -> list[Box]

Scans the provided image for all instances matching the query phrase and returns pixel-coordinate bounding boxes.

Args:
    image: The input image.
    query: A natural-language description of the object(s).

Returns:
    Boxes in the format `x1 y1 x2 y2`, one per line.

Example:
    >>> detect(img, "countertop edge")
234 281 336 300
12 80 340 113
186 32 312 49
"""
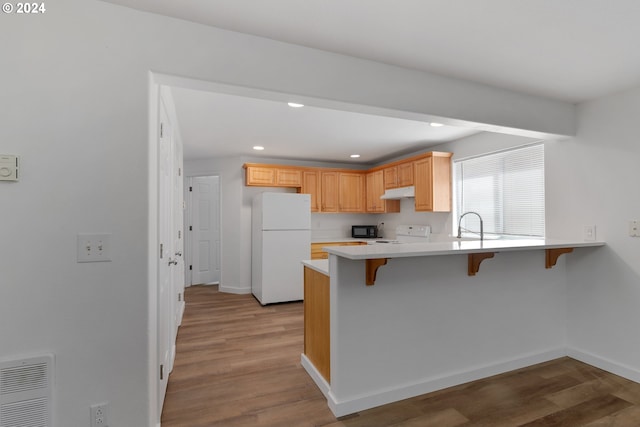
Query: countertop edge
324 240 606 260
302 259 329 275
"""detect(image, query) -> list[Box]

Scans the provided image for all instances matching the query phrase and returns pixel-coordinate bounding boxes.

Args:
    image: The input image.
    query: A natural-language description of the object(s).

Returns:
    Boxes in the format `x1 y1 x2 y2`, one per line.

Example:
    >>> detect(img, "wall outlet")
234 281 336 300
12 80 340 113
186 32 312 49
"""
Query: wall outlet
77 233 112 263
630 220 640 237
583 225 596 241
90 402 109 427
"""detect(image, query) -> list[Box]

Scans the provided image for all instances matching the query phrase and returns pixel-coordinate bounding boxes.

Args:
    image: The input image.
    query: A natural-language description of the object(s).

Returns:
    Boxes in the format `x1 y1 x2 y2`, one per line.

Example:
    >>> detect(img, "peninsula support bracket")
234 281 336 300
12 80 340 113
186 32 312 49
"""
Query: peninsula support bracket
545 248 574 268
468 252 495 276
366 258 388 286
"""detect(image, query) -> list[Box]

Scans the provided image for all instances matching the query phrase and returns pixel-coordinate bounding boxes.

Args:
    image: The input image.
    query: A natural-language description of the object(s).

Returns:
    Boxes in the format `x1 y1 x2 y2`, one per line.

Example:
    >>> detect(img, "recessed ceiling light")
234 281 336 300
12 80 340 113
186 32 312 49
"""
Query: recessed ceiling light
430 122 444 127
287 102 304 108
350 154 360 158
253 146 265 151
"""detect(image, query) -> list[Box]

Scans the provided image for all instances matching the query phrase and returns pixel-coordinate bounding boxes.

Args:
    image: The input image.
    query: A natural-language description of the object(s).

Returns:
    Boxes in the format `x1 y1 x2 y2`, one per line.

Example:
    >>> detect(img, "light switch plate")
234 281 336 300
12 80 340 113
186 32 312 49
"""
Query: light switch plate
0 154 19 181
630 221 640 237
77 233 112 263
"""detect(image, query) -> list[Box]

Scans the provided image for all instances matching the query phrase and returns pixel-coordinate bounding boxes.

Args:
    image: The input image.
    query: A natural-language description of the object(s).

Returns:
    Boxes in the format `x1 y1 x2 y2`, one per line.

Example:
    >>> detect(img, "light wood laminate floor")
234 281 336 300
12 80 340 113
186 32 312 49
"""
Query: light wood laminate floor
161 285 640 427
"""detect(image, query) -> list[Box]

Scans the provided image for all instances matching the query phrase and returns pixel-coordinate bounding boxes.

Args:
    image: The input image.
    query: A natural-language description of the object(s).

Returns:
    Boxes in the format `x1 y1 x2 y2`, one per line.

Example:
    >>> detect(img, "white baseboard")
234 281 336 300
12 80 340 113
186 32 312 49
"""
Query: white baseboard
301 354 330 397
567 347 640 383
326 348 566 417
218 285 251 294
177 300 185 326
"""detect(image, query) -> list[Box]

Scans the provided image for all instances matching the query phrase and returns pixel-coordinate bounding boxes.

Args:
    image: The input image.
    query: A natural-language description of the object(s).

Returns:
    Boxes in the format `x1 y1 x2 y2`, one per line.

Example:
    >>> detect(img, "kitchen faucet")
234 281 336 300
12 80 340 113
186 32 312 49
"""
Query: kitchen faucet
457 211 484 241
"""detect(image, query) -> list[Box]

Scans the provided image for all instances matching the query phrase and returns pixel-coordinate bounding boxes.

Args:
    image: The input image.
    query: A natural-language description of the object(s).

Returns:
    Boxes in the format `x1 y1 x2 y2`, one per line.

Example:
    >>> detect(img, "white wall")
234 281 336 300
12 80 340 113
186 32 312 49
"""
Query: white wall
547 87 640 379
329 250 567 415
0 0 594 425
430 98 640 379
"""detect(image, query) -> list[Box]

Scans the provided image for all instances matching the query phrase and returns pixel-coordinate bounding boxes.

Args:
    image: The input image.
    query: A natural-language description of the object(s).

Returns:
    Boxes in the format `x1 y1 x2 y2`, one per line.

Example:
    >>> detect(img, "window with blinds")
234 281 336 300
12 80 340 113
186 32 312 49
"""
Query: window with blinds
454 143 545 238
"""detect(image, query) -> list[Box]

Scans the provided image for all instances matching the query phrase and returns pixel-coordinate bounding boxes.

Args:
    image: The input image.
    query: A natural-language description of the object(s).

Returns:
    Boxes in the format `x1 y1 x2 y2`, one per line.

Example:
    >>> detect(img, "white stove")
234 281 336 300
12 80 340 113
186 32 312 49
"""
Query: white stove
369 225 431 244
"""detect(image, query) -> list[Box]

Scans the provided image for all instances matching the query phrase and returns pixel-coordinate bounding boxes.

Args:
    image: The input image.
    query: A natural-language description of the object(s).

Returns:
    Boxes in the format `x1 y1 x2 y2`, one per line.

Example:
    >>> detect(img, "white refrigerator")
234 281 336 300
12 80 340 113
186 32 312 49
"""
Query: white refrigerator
252 192 311 305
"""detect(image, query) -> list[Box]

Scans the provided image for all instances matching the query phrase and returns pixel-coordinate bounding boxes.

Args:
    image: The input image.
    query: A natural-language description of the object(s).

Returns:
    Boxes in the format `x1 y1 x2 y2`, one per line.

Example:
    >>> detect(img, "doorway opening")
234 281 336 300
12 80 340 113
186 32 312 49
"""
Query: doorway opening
185 175 221 287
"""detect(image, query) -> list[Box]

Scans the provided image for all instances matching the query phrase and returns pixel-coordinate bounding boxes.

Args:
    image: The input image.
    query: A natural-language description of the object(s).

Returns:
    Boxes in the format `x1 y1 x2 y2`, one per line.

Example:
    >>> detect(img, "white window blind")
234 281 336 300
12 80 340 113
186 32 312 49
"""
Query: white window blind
454 143 545 238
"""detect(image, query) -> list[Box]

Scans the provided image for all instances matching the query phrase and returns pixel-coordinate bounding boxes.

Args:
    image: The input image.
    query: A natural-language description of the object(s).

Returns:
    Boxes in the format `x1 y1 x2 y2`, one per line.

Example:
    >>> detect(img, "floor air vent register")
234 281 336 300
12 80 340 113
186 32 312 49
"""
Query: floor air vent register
0 355 52 427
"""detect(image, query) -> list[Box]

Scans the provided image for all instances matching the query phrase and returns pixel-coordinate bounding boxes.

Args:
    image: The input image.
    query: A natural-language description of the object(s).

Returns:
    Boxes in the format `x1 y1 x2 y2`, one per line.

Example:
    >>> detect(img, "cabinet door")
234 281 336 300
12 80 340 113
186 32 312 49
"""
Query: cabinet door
383 166 398 189
301 171 321 212
276 169 302 187
304 267 330 382
320 172 339 212
246 166 275 186
366 170 385 213
414 158 433 211
397 162 414 187
338 172 365 212
431 155 452 212
414 156 452 212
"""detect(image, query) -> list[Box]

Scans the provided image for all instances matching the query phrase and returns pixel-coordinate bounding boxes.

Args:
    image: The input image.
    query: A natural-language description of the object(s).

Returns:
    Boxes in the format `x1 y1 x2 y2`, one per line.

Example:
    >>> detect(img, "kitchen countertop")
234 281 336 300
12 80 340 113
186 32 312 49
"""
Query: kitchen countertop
302 259 329 275
324 238 606 260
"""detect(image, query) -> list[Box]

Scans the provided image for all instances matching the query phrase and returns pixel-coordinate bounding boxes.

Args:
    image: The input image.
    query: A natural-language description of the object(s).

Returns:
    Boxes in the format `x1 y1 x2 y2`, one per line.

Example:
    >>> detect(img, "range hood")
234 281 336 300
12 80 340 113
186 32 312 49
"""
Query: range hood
380 185 415 200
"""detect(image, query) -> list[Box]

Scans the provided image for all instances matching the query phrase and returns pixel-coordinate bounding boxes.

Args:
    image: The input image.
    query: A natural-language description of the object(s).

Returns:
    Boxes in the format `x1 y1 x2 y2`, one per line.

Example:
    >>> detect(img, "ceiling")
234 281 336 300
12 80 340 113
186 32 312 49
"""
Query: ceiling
105 0 640 162
171 88 479 163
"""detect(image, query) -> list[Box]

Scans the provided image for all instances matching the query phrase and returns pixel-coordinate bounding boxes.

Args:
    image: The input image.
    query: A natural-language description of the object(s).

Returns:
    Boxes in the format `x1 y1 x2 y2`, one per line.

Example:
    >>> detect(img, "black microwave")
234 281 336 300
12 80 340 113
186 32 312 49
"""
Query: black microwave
352 225 378 238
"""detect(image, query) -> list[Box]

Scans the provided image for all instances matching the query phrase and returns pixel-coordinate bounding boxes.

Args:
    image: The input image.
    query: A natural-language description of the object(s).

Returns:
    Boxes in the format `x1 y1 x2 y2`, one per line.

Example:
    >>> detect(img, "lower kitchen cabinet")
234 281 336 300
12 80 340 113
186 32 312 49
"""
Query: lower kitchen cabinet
304 266 330 383
311 241 366 259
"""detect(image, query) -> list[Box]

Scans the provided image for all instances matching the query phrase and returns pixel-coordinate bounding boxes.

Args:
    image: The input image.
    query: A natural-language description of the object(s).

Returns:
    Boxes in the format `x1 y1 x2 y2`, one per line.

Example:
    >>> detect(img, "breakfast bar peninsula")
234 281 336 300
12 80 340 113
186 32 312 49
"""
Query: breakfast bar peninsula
301 238 604 417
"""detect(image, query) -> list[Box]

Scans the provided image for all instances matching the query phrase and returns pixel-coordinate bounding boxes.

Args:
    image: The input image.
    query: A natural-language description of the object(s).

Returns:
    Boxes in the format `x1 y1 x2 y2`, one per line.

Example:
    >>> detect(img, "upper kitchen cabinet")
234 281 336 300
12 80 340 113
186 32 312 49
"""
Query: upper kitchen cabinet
397 162 414 187
243 150 451 213
244 164 302 187
301 170 321 212
320 171 339 212
383 166 398 189
366 170 400 213
338 172 366 213
383 161 414 189
413 152 453 212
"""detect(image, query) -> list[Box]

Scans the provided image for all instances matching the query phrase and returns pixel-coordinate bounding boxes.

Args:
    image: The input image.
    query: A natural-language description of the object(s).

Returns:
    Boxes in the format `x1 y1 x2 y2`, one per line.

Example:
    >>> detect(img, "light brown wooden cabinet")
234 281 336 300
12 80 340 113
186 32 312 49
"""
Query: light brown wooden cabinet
383 167 398 189
366 170 400 213
244 164 302 187
243 151 452 213
397 162 414 187
319 171 367 213
338 172 365 212
320 171 339 212
304 266 330 382
245 165 277 186
301 170 321 212
311 241 367 259
414 153 452 212
276 168 302 186
382 162 414 189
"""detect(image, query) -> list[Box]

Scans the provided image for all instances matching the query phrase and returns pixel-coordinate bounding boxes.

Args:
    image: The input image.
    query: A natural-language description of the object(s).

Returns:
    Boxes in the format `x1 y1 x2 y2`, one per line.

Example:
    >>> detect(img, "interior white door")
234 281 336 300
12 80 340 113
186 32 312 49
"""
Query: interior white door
191 176 220 285
171 139 184 334
157 99 173 415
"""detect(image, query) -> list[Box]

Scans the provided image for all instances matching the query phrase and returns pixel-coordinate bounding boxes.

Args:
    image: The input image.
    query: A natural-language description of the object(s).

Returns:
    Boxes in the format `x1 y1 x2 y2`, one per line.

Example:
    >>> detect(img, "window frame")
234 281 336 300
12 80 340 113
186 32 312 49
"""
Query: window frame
453 143 545 239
